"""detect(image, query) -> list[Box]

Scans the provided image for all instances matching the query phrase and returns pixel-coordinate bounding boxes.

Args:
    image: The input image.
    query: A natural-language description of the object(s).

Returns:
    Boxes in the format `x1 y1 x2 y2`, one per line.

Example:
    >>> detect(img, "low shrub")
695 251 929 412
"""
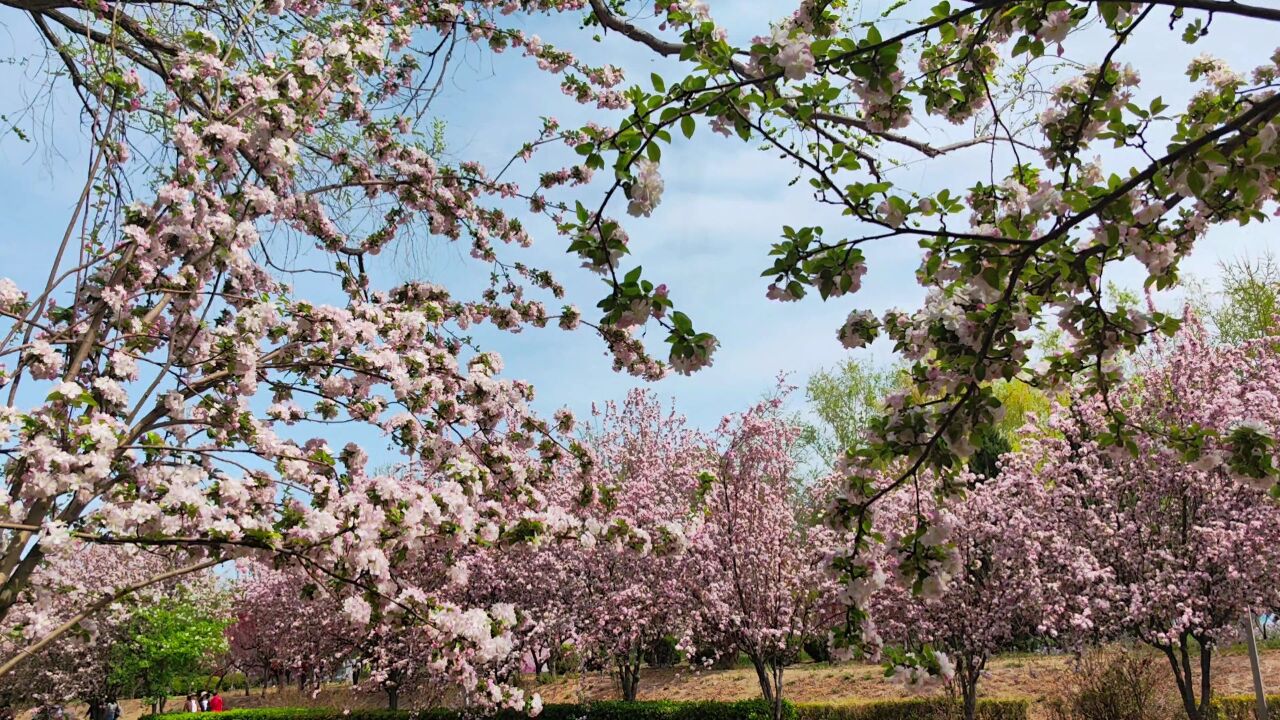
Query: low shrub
1209 695 1280 720
795 698 1028 720
1045 646 1176 720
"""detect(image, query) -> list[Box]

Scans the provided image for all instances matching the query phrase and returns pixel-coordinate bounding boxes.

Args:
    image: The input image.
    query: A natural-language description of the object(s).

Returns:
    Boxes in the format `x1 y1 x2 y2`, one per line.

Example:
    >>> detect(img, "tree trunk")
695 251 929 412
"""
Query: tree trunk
618 663 638 701
1198 642 1213 720
770 663 786 720
1161 637 1213 720
958 653 986 720
749 655 787 720
961 674 978 720
617 646 643 701
386 685 399 711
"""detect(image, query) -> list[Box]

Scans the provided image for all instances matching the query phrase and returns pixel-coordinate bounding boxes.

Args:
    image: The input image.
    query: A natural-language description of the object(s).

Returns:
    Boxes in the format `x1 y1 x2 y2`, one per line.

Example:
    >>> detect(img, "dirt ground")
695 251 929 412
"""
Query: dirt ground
88 645 1280 720
529 646 1280 718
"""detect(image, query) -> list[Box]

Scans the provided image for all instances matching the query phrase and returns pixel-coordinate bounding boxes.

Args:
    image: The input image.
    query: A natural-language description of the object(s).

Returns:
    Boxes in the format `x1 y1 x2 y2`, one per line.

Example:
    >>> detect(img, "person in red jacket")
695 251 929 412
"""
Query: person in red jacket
208 693 224 713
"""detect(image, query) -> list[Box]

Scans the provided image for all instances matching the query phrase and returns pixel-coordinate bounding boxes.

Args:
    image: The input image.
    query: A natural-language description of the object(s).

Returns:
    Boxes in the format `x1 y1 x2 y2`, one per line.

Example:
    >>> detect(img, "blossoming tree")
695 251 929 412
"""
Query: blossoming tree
227 562 355 693
866 468 1108 720
690 395 841 720
230 558 531 710
0 0 649 687
463 389 708 701
1000 320 1280 720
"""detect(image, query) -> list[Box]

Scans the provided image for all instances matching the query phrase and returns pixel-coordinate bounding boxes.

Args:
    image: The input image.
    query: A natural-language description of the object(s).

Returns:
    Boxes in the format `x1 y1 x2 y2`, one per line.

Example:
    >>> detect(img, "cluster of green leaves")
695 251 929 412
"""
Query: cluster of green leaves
1210 254 1280 345
797 359 904 476
110 595 232 703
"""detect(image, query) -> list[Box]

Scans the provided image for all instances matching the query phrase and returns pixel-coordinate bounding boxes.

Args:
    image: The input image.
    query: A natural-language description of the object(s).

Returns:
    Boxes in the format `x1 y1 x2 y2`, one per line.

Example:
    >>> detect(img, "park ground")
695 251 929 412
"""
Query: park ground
99 643 1280 720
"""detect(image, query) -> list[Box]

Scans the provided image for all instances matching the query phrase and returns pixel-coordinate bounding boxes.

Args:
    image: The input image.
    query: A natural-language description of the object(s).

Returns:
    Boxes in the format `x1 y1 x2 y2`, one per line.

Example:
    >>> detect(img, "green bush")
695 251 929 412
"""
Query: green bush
801 637 831 664
643 636 682 668
1209 695 1280 720
164 672 252 695
144 699 1028 720
795 698 1028 720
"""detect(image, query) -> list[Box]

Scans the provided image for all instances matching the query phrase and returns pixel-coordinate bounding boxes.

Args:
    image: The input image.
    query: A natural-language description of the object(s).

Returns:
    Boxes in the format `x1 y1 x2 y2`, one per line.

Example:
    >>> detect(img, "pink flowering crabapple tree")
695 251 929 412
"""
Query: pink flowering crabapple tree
463 389 708 702
563 390 705 701
865 468 1108 720
689 394 841 720
227 561 355 693
999 319 1280 720
230 558 531 711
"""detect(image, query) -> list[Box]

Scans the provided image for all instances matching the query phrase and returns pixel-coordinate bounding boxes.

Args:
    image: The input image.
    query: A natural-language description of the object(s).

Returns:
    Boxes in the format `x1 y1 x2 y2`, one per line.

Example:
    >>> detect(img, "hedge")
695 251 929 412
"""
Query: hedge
796 699 1028 720
146 698 1030 720
1210 695 1280 720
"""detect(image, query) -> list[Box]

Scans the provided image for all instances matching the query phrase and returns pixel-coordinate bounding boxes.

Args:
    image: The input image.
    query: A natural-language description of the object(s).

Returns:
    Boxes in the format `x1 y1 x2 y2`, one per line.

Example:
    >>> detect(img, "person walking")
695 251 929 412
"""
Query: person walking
185 694 200 713
208 692 223 713
199 693 210 712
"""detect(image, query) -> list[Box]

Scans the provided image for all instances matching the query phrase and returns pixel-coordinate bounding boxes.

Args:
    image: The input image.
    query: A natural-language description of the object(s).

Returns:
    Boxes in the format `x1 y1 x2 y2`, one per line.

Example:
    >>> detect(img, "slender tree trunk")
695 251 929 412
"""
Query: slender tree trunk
770 663 786 720
749 655 786 720
1162 639 1210 720
961 671 978 720
617 646 643 701
618 662 637 701
1198 643 1213 720
386 685 399 711
958 653 986 720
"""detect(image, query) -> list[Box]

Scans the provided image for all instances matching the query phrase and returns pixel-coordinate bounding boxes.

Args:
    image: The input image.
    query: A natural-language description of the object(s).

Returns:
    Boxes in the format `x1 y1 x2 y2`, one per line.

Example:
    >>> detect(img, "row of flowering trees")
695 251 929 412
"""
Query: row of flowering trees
6 313 1277 720
858 316 1280 720
223 388 843 716
215 314 1280 720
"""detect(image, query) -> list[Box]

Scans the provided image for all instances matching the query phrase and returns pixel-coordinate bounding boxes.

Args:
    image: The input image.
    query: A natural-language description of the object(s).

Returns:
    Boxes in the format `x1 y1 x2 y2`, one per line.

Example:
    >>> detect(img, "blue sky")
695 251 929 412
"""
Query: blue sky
1 0 1277 460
